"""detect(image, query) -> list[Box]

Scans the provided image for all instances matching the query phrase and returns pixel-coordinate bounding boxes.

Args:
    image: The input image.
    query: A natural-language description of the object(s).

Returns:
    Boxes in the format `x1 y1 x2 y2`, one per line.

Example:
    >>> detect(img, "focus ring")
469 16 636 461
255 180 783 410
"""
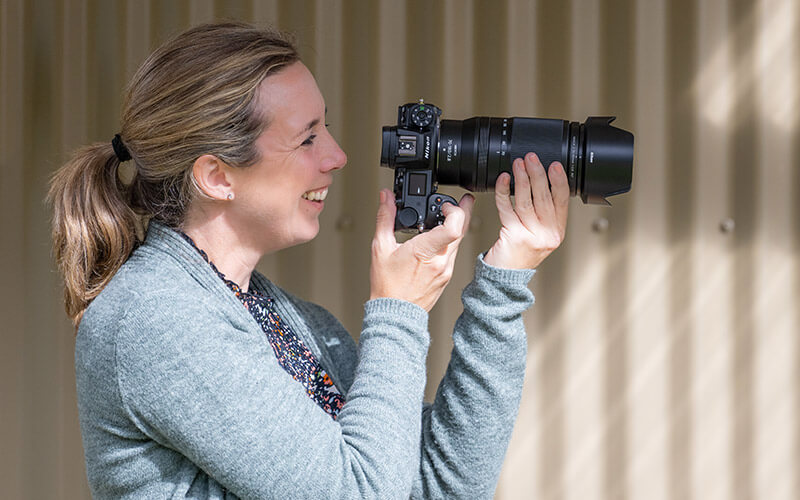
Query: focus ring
477 117 489 176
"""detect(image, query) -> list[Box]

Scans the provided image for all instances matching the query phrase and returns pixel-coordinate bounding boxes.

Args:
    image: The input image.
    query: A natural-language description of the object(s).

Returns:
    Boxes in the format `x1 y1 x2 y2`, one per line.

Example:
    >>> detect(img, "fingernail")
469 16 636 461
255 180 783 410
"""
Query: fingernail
379 190 385 204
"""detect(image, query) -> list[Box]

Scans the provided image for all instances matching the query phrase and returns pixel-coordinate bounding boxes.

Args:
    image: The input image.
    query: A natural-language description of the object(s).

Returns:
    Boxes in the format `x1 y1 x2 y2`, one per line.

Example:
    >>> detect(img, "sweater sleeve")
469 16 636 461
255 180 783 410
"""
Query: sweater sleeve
411 254 536 499
115 293 431 499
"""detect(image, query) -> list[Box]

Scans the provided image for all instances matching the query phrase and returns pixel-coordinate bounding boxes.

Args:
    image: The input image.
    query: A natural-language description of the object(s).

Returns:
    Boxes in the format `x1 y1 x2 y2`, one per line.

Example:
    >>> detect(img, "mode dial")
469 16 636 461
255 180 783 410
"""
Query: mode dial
410 104 435 128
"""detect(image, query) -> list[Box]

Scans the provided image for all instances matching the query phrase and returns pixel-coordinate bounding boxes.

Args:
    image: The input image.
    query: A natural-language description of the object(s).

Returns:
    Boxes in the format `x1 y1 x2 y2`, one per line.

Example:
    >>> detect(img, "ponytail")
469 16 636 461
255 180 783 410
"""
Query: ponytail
47 143 139 326
47 22 299 327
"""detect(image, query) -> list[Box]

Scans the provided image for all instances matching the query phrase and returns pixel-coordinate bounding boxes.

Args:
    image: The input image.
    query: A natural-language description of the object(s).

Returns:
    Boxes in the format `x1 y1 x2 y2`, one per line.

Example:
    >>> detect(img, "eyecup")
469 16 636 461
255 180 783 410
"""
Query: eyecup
381 126 396 167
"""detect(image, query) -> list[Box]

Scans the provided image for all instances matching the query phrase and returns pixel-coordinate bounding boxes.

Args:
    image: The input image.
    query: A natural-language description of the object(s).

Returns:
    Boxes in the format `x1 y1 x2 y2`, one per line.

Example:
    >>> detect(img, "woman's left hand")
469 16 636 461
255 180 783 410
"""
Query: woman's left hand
483 152 569 270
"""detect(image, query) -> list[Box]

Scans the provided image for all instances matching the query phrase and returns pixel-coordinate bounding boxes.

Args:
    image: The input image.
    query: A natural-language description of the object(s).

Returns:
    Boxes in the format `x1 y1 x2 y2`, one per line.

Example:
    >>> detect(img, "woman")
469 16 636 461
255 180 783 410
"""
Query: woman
48 22 568 499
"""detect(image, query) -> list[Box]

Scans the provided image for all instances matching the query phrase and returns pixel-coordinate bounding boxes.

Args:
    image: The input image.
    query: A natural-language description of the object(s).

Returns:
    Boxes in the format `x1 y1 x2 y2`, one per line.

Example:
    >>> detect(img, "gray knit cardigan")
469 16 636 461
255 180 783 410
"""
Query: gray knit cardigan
76 221 535 499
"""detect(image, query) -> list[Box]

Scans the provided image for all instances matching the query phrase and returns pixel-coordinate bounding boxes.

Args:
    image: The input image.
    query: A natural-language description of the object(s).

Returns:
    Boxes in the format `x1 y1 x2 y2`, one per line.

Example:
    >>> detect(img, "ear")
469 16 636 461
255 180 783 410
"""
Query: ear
192 154 233 200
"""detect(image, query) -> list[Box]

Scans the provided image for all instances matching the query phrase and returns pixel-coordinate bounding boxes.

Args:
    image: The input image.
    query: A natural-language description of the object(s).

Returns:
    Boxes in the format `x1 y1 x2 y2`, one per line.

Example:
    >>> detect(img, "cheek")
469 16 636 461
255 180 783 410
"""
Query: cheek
241 155 317 214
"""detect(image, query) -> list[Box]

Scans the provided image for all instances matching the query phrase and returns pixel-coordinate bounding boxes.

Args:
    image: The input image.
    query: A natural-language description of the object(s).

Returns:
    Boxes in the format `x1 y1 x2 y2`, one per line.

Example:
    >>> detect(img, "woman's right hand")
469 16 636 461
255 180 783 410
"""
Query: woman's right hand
370 189 474 312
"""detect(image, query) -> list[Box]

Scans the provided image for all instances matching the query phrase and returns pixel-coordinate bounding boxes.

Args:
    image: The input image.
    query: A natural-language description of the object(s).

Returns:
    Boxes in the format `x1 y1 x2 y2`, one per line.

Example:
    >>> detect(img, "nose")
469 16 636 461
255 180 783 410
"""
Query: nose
321 133 347 172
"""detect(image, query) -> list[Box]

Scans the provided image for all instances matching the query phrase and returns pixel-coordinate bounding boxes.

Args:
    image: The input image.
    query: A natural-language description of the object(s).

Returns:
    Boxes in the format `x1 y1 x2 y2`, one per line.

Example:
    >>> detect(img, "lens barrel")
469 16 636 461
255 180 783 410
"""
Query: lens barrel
436 115 633 204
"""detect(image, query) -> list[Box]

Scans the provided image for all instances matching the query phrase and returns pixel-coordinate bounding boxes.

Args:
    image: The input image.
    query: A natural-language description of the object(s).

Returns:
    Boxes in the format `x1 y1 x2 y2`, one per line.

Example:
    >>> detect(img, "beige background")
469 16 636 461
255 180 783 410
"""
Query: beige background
1 0 798 498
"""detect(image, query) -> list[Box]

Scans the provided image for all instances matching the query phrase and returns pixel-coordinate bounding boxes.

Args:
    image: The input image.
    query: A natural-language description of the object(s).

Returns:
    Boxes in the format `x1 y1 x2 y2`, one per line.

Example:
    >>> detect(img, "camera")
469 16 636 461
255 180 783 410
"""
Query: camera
380 100 634 232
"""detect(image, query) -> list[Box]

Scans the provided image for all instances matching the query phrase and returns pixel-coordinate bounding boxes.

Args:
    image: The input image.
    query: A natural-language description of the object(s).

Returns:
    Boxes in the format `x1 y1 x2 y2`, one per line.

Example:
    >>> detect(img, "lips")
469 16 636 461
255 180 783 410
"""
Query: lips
301 187 329 201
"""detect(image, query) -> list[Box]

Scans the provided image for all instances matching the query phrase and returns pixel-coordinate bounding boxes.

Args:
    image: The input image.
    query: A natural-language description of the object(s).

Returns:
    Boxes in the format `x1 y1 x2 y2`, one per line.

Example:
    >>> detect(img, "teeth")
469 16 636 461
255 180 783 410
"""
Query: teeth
302 188 328 201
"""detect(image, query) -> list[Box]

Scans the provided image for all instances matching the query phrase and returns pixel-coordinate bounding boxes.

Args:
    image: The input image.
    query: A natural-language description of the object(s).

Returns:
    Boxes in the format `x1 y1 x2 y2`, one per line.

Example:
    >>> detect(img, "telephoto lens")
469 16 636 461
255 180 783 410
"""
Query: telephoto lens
435 115 634 204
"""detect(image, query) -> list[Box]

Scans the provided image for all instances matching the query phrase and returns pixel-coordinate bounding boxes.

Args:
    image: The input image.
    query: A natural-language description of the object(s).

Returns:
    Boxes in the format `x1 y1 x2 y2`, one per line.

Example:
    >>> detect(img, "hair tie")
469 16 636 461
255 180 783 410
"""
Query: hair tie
112 134 131 162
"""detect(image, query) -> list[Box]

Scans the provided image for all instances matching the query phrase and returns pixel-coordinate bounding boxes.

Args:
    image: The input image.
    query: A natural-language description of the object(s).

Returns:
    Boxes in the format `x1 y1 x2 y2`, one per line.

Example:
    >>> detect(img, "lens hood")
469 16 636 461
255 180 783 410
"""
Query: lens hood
581 117 634 205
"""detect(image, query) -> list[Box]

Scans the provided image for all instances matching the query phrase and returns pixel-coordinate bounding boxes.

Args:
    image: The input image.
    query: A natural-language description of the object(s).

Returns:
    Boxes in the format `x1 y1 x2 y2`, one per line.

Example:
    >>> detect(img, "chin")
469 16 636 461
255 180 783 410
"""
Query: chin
292 222 321 246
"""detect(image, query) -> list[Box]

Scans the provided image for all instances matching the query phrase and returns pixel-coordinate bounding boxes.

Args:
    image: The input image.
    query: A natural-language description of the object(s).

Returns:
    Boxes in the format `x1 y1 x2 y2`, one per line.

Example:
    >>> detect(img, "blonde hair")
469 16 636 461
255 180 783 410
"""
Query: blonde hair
47 22 299 326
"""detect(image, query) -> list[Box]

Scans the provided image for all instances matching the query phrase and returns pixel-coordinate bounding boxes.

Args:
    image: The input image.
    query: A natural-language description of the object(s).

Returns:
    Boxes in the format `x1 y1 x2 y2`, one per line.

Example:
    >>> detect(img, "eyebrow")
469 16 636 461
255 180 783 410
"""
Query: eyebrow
293 107 328 141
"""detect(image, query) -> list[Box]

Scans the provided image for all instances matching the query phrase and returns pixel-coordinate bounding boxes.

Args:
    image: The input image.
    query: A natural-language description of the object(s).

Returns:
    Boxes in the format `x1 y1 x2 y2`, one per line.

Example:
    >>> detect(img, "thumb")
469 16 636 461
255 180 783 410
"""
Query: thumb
373 189 397 246
414 203 464 258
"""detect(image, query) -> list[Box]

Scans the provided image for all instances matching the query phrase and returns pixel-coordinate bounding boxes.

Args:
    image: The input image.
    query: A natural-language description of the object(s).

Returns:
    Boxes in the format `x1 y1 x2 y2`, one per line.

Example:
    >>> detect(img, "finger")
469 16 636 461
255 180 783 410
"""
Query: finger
548 162 570 238
441 199 472 264
525 153 555 225
373 189 397 247
494 172 522 229
416 204 465 258
512 157 538 228
442 236 461 277
439 197 472 248
456 193 475 235
437 202 466 241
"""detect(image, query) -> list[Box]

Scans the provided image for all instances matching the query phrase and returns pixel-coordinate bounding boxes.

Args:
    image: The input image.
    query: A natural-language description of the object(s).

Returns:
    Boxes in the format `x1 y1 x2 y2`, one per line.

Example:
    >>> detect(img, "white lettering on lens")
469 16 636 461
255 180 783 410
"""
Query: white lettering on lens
590 151 595 163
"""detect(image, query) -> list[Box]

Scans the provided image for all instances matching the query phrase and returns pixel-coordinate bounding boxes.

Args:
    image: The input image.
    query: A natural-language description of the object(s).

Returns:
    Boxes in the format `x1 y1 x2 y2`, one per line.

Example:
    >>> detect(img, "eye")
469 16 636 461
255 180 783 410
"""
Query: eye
301 134 317 146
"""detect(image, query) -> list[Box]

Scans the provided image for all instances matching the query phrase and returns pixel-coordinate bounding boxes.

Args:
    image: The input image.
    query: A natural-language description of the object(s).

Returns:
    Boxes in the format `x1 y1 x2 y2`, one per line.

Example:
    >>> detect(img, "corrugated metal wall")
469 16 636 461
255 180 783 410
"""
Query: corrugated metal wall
1 0 797 498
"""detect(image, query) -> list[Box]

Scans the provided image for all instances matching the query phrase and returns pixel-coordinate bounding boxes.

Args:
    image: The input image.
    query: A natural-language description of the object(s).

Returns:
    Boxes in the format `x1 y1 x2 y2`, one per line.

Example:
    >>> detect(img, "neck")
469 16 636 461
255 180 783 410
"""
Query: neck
181 212 261 293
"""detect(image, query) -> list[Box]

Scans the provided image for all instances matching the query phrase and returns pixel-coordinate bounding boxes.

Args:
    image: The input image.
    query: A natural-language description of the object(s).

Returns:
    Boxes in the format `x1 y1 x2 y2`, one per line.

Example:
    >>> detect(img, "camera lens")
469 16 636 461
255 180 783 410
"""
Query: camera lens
436 115 633 204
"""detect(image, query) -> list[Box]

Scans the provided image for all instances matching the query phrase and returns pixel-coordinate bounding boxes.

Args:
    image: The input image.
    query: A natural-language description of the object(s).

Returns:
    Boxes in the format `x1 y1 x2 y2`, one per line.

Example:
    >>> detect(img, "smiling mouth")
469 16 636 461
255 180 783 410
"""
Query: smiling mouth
301 187 328 201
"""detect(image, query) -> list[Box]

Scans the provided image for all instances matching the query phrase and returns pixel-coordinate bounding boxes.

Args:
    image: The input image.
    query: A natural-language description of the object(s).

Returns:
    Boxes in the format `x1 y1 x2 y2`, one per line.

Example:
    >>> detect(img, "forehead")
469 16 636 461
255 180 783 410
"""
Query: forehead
257 62 324 134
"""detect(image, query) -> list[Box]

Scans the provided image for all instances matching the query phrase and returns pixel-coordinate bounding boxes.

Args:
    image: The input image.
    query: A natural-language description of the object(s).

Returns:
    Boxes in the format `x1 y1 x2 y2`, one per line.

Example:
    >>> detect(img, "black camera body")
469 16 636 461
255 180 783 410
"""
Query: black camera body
381 101 457 232
381 100 634 232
